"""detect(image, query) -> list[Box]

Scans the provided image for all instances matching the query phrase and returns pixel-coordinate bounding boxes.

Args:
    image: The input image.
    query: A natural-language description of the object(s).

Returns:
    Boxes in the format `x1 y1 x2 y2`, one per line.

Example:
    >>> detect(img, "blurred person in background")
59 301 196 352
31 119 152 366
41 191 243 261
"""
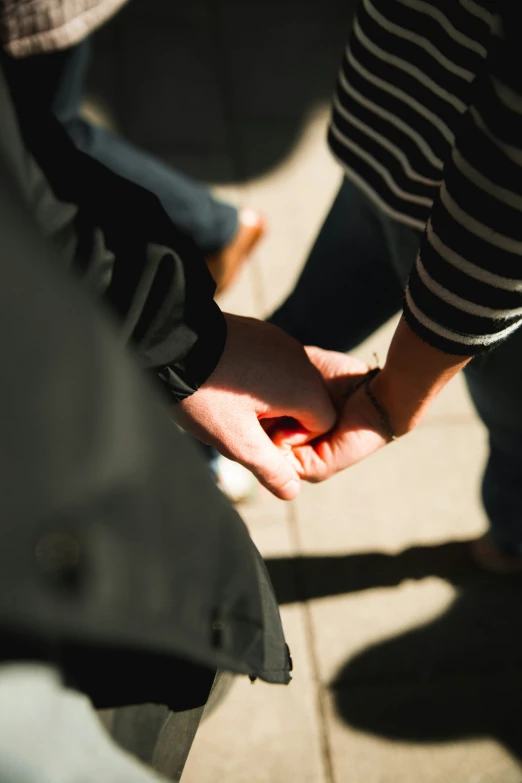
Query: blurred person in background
270 1 522 573
0 0 264 296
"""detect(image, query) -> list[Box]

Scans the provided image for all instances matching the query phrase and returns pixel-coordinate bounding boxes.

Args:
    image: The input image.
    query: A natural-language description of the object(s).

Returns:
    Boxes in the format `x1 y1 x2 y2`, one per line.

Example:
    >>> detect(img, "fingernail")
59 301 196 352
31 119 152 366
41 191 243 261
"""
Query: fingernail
281 479 300 500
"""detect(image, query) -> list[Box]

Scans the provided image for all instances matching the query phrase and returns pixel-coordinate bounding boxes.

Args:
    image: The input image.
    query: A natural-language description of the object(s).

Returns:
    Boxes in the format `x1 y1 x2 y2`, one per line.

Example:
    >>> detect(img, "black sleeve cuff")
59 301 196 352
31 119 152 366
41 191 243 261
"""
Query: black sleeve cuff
157 300 227 402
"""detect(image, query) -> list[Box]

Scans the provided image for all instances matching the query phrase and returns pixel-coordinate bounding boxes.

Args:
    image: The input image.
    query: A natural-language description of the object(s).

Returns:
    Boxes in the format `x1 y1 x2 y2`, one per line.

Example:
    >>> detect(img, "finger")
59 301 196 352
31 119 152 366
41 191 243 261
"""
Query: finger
291 440 333 483
261 417 312 448
271 428 312 448
304 346 369 378
227 425 303 501
292 411 386 483
276 374 337 440
303 346 370 408
291 404 336 440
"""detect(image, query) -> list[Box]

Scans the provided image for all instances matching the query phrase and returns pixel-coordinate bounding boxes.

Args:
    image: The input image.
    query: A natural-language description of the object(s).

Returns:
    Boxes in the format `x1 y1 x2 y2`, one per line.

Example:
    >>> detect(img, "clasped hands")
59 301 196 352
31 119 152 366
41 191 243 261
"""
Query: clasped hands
173 314 395 500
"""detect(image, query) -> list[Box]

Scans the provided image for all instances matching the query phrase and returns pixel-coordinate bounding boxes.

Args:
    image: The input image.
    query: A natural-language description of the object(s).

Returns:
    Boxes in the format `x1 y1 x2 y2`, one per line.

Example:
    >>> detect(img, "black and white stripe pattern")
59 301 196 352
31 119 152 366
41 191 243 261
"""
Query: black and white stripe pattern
329 0 522 354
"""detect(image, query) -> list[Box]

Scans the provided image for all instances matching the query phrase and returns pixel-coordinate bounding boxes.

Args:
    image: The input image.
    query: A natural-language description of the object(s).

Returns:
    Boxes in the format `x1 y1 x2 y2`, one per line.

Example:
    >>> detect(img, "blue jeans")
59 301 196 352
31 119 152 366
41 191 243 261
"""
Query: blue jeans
270 178 522 554
0 664 223 783
14 40 238 255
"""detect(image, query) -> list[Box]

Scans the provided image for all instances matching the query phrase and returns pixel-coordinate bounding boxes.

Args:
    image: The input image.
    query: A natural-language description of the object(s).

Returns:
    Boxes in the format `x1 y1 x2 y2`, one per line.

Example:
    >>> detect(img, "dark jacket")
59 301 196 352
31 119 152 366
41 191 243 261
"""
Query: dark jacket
0 53 291 710
2 48 227 403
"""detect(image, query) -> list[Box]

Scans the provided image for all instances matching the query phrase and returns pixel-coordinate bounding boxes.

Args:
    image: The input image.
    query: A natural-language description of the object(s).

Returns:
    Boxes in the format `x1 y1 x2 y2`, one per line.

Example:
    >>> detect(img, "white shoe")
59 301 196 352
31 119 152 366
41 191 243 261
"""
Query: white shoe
216 456 256 504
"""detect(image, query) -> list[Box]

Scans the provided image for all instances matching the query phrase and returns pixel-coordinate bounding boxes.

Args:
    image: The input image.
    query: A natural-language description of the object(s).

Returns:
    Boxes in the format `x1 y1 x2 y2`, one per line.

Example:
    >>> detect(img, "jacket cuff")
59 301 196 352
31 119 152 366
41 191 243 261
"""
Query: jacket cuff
156 300 227 402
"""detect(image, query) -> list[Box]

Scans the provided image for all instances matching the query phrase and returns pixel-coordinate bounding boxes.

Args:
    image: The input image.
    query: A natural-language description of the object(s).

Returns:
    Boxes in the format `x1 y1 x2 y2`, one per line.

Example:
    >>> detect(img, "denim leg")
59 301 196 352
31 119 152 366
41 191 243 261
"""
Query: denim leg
268 178 404 351
376 210 522 549
69 121 238 254
377 211 522 550
0 664 170 783
13 40 239 255
464 331 522 553
270 176 522 549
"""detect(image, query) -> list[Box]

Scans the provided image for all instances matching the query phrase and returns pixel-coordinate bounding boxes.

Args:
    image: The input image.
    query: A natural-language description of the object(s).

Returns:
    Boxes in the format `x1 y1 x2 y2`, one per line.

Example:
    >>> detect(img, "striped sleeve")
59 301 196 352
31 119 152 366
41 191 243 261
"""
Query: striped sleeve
404 3 522 354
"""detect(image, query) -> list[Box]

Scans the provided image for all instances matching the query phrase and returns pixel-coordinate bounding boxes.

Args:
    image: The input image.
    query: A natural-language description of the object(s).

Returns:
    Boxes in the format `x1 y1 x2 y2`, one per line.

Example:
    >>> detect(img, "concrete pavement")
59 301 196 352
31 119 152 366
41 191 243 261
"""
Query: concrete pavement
182 106 522 783
86 3 522 777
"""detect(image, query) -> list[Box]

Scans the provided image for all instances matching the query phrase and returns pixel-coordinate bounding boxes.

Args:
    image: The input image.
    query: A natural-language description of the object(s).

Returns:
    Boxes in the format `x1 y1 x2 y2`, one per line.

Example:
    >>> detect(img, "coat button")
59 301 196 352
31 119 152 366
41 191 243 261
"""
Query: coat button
35 530 83 590
211 610 226 649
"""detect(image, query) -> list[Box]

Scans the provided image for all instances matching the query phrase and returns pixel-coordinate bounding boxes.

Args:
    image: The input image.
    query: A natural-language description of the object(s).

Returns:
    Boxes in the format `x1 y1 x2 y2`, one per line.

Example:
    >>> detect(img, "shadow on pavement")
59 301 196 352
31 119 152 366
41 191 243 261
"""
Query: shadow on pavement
266 541 522 760
87 0 357 182
86 0 522 761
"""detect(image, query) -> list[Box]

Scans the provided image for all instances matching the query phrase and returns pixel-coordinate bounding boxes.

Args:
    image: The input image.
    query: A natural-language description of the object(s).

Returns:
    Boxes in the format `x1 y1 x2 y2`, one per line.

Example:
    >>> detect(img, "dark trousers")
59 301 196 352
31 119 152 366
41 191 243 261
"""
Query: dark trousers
14 39 238 255
271 178 522 554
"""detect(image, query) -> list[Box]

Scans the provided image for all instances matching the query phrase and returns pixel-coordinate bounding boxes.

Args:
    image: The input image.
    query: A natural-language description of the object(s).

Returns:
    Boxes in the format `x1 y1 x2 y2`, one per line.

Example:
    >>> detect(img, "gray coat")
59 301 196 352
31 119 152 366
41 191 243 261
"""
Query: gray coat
0 53 291 709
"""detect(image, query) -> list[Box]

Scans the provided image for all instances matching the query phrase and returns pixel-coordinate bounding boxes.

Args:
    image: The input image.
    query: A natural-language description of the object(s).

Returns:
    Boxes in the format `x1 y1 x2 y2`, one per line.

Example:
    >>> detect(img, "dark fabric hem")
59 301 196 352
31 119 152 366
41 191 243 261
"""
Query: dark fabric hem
158 302 227 402
402 303 492 357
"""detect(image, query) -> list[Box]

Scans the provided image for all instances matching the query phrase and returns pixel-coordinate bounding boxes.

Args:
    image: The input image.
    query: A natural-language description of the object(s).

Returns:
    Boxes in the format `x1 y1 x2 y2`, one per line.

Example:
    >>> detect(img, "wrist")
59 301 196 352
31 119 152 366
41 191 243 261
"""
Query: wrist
370 367 429 437
369 317 472 437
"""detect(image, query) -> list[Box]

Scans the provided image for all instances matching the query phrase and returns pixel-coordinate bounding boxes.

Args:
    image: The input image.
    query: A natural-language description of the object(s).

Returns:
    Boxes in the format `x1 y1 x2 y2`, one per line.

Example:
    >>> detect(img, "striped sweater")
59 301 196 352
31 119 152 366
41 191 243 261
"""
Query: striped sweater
329 0 522 355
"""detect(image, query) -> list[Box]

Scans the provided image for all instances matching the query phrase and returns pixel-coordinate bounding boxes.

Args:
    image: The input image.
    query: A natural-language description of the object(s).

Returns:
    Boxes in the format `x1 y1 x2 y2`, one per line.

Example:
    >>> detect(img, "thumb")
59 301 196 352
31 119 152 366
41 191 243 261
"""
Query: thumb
234 426 302 501
261 417 312 448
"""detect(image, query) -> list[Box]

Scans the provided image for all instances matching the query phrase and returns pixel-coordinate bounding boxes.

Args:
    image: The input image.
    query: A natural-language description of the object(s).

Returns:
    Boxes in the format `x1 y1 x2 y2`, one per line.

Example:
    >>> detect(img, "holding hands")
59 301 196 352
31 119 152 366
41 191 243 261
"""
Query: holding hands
284 346 390 483
174 314 337 500
175 315 468 499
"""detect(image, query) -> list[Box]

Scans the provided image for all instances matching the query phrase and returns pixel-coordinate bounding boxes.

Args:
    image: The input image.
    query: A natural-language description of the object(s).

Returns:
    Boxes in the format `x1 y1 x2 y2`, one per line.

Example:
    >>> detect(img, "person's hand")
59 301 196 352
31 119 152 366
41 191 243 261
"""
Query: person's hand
283 346 389 482
172 315 337 500
287 317 472 484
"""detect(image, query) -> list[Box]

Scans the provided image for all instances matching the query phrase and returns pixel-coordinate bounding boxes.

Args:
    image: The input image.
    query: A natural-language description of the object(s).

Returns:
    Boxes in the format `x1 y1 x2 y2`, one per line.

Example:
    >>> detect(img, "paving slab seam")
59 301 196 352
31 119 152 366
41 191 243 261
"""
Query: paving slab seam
287 500 336 783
